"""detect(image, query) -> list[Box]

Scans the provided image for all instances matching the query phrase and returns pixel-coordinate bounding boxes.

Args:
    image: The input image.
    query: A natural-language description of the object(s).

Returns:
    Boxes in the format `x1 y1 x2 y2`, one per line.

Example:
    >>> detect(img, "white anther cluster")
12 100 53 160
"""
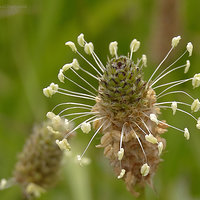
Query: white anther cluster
158 142 163 155
184 60 190 74
81 122 91 134
72 59 80 70
43 83 58 98
0 179 7 190
186 42 193 57
150 113 159 124
192 73 200 88
191 99 200 112
109 41 118 57
65 41 77 52
26 183 46 198
46 112 70 132
56 139 71 151
171 36 181 48
130 39 140 53
117 169 126 179
58 69 65 83
145 133 158 144
117 148 124 161
84 42 94 55
196 118 200 129
184 128 190 140
77 33 85 47
142 54 147 67
76 155 91 167
140 163 150 176
171 101 177 115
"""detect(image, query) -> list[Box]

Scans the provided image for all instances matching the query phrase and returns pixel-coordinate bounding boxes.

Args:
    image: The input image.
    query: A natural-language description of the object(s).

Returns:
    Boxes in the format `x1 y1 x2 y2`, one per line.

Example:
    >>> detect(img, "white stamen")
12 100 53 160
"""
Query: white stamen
76 51 102 77
186 42 193 57
152 50 187 84
43 87 53 98
51 115 62 129
26 183 45 198
171 101 177 115
63 74 96 96
141 163 150 176
151 64 186 87
150 114 158 124
58 106 91 116
81 122 91 134
131 127 147 162
79 122 105 160
50 83 58 91
72 59 80 70
43 82 58 98
84 42 94 55
0 179 7 190
65 41 77 52
64 119 70 130
171 36 181 48
145 133 158 144
184 60 190 73
157 90 195 101
147 46 173 85
47 126 60 135
196 122 200 129
58 69 65 83
130 39 140 53
184 128 190 140
158 105 197 121
158 142 163 155
46 111 56 119
70 68 98 92
57 90 95 101
56 139 71 151
192 73 200 88
117 169 126 179
157 78 193 98
62 63 72 71
142 54 147 67
191 99 200 112
117 148 124 161
76 155 91 167
77 33 85 47
109 41 118 57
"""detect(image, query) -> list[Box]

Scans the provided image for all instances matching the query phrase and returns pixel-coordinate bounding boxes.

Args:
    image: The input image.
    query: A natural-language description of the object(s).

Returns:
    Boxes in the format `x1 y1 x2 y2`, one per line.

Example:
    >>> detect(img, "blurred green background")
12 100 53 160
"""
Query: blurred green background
0 0 200 199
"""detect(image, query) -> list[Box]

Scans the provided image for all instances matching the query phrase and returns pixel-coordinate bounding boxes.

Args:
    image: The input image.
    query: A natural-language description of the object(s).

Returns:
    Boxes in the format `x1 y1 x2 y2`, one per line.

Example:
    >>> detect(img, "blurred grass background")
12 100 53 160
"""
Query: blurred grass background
0 0 200 199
